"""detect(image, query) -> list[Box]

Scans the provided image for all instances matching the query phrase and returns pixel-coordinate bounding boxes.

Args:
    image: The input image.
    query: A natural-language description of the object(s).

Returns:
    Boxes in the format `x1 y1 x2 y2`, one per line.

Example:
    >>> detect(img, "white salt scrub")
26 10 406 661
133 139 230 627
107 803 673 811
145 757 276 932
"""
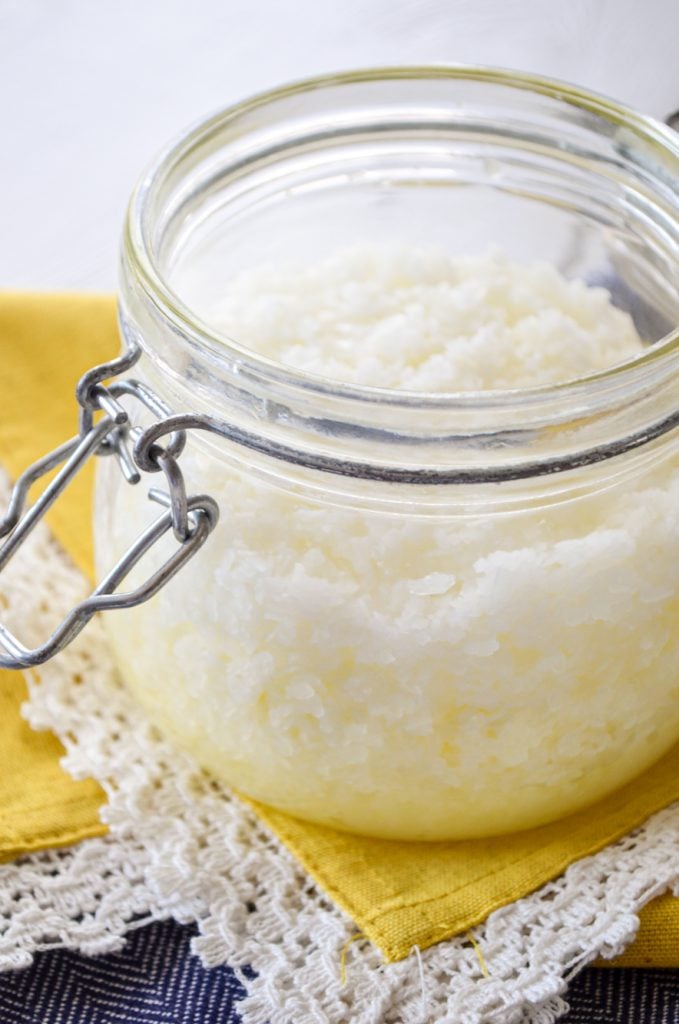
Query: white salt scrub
99 247 679 840
210 248 643 390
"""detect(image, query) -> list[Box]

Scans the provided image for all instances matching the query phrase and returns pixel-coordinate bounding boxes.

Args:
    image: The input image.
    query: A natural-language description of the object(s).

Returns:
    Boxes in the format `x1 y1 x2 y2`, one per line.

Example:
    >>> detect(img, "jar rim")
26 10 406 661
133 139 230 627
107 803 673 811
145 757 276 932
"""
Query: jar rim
123 63 679 416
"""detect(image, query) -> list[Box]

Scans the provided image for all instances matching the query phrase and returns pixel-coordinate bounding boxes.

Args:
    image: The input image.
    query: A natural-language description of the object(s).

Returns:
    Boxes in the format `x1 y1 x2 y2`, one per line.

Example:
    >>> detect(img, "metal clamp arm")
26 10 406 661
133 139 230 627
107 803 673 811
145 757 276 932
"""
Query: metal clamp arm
0 344 219 670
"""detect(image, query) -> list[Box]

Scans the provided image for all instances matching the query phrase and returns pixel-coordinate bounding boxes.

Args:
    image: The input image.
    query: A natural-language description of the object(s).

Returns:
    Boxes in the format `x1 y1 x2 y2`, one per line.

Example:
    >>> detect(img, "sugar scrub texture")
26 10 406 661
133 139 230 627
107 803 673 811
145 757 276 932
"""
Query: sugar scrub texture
209 248 644 390
99 249 679 840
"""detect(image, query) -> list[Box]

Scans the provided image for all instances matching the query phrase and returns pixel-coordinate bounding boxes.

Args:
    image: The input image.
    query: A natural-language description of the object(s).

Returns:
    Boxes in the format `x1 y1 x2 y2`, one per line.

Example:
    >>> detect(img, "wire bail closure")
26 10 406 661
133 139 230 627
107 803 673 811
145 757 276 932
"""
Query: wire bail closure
0 342 219 670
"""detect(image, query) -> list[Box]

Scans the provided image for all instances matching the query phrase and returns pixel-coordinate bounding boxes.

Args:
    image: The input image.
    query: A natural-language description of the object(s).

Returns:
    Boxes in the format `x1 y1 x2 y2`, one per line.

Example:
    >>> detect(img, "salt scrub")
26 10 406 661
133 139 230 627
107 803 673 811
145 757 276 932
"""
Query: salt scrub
98 248 679 841
208 248 644 390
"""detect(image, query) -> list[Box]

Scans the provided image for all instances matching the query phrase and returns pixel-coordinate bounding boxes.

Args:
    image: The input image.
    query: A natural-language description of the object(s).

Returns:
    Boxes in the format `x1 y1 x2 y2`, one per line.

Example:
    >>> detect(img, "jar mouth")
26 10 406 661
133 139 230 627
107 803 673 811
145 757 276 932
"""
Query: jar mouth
124 63 679 415
120 65 679 499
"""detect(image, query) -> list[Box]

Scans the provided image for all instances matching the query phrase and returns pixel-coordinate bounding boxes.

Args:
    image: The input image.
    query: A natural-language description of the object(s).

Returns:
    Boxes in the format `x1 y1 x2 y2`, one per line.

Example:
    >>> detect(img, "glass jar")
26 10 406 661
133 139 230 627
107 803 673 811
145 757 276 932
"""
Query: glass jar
95 67 679 841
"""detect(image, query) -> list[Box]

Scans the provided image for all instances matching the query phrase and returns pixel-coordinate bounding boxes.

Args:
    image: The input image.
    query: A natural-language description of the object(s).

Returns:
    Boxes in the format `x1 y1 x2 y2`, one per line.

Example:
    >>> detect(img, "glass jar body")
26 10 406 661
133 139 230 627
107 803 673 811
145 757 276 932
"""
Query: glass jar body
96 418 679 840
97 68 679 840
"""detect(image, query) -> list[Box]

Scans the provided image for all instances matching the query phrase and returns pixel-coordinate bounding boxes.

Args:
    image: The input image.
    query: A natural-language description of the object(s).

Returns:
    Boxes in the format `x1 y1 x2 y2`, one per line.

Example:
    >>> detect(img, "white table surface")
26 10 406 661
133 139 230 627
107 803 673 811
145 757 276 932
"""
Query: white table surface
2 0 679 292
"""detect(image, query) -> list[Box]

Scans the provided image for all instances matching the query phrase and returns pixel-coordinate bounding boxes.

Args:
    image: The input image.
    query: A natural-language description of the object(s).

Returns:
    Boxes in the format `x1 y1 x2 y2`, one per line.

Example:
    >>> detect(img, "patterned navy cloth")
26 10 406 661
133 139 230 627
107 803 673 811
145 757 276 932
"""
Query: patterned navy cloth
0 917 677 1023
0 920 252 1024
562 965 679 1024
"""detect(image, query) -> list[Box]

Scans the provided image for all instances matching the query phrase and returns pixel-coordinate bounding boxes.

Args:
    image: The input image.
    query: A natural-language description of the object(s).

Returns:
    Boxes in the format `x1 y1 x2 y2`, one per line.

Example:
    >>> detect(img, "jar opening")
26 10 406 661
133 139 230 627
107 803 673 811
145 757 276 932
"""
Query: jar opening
120 66 679 492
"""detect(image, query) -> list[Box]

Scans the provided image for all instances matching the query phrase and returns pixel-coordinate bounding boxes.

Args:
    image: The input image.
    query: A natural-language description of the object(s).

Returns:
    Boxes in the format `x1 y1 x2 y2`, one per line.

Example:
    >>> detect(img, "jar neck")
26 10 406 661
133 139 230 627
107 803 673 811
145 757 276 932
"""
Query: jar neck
119 67 679 507
119 270 679 506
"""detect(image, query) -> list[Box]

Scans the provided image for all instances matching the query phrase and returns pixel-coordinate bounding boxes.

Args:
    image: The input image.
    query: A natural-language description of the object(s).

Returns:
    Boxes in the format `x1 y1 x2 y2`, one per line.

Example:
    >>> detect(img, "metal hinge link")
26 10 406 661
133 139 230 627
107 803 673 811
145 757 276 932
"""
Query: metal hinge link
0 343 219 670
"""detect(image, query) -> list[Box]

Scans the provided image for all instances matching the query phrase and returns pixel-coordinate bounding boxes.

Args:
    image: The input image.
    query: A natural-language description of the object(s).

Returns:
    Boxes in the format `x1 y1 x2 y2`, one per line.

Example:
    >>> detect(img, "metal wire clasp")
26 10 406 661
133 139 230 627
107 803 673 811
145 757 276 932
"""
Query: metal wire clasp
0 343 219 670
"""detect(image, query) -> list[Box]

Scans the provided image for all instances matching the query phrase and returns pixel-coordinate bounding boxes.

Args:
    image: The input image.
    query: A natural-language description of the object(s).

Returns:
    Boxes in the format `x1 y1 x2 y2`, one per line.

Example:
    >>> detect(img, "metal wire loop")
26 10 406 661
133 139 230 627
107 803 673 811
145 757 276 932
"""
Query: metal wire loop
0 343 220 669
156 451 191 542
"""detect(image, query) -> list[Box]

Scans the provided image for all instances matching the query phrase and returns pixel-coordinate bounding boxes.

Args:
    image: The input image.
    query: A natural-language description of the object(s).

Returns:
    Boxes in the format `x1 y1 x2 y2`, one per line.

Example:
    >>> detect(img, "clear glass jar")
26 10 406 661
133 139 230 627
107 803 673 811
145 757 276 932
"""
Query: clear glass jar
96 67 679 841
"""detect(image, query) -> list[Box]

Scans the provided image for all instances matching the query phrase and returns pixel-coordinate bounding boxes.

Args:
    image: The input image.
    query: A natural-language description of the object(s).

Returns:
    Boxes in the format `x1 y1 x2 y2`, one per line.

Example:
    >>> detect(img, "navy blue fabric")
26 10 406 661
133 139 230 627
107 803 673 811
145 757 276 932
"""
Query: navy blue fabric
0 919 253 1024
0 917 677 1022
562 965 679 1024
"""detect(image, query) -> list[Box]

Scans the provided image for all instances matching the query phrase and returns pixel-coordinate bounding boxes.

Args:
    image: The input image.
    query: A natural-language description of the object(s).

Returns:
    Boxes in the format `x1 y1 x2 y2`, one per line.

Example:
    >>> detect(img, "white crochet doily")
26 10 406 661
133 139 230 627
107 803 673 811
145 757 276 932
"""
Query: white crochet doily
0 471 677 1024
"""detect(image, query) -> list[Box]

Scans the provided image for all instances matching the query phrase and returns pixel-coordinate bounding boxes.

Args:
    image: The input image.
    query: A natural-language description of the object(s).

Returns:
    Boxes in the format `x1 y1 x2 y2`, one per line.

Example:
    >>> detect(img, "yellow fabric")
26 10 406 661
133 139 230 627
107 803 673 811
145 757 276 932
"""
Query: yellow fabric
0 668 106 862
598 892 679 969
0 292 676 964
0 294 113 864
0 293 118 579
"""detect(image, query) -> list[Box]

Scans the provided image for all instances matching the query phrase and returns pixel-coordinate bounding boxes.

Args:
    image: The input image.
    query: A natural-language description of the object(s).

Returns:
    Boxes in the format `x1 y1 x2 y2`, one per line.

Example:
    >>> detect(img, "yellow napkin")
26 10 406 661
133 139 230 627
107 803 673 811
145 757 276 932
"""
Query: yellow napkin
0 669 106 862
0 292 677 965
0 293 112 863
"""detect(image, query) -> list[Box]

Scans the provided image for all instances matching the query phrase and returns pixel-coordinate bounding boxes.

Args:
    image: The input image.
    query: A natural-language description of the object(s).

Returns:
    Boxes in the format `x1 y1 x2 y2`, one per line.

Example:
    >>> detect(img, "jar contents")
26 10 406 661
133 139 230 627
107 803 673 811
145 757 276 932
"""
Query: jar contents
206 247 644 389
100 247 679 840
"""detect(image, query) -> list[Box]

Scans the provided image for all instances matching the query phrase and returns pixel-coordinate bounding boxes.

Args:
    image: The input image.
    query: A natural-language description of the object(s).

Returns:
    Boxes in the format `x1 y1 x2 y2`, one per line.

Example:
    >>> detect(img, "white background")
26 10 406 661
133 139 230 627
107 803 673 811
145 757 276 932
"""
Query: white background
2 0 679 291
